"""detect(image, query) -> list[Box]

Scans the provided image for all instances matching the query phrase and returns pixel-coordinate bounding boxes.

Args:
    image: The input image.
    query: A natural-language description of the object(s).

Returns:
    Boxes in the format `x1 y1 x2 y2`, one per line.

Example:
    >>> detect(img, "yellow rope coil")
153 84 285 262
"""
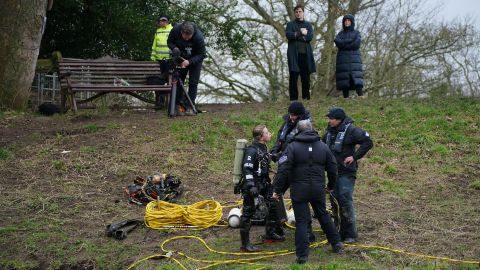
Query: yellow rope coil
144 200 223 229
185 200 223 228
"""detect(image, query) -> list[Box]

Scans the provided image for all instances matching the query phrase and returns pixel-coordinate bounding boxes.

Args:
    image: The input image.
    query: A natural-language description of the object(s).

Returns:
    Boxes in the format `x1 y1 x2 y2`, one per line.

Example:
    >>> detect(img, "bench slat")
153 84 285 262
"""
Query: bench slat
61 72 162 76
58 60 172 112
59 65 161 69
70 85 171 92
59 61 158 65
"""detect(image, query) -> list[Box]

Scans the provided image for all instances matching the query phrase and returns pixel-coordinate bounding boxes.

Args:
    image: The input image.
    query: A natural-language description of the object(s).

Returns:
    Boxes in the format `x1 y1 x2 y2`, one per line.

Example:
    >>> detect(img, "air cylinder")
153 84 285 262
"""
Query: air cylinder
233 139 248 184
287 208 296 225
228 207 242 227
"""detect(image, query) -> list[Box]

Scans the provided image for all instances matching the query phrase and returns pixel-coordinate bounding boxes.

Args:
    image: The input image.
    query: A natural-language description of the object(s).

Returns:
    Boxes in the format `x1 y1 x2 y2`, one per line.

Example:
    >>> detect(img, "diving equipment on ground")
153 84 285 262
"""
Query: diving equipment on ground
125 174 183 205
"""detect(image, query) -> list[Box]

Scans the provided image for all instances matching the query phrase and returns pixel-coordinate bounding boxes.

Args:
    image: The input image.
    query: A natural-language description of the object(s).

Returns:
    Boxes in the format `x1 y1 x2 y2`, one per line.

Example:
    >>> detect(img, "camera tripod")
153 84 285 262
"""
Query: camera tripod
167 67 198 117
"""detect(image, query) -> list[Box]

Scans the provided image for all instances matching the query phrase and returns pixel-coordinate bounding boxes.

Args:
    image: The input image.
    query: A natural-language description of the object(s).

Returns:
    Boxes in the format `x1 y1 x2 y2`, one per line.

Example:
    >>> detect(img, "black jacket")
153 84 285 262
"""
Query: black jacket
242 141 271 191
167 22 206 66
274 130 338 202
322 117 373 176
271 111 312 156
334 14 363 90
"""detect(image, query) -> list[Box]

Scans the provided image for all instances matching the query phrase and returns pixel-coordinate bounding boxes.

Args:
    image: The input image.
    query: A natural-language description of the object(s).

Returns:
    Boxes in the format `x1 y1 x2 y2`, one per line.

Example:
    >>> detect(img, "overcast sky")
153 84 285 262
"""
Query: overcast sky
426 0 480 25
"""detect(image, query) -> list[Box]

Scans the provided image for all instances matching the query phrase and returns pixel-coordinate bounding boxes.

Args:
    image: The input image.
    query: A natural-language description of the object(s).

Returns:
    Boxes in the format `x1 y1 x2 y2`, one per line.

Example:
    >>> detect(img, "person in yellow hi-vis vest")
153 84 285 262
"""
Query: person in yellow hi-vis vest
150 16 173 108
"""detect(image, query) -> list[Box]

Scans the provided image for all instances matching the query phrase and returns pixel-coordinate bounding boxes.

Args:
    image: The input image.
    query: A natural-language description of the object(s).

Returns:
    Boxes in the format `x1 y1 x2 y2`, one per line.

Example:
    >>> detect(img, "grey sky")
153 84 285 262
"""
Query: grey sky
426 0 480 24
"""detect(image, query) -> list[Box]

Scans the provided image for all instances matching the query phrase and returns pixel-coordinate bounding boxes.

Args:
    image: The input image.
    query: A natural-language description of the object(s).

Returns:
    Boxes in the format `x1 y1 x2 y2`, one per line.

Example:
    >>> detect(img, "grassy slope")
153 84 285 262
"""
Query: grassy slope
0 97 479 270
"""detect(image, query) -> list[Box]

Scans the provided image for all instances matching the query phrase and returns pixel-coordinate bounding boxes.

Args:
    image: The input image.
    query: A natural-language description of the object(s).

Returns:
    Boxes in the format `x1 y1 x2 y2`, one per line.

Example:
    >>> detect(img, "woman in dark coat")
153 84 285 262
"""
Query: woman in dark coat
335 14 364 98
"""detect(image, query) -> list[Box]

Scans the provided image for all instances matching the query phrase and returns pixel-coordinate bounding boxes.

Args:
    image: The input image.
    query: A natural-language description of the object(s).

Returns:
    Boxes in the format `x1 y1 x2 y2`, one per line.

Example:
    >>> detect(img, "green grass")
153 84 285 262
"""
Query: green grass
79 146 96 153
470 180 480 190
83 123 102 133
0 148 12 159
1 96 479 270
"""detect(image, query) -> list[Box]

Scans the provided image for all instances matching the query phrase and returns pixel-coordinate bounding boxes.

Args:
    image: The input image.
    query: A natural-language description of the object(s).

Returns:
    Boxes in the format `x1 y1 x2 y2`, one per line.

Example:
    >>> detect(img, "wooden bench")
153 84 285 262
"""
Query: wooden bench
58 58 171 112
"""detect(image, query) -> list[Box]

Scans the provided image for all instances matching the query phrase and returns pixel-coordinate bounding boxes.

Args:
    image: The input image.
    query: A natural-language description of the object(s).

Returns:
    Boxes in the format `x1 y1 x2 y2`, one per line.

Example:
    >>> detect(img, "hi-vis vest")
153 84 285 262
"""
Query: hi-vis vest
150 24 173 61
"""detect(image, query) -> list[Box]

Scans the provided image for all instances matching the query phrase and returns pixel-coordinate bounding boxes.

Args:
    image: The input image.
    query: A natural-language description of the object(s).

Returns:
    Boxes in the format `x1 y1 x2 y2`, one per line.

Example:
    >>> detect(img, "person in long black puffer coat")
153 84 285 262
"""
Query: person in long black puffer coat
334 14 364 98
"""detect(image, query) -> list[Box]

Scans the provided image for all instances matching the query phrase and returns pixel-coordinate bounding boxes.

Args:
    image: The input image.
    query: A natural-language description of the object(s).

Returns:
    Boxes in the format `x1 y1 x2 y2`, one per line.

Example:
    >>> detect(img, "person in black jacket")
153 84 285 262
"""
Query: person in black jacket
239 125 285 252
270 101 316 242
285 4 316 100
167 21 206 113
322 107 373 244
273 120 344 264
271 101 311 161
334 14 364 98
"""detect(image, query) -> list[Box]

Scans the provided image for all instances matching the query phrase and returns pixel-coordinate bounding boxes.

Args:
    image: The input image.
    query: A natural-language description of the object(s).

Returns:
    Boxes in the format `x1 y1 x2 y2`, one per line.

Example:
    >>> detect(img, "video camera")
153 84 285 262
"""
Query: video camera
169 47 192 70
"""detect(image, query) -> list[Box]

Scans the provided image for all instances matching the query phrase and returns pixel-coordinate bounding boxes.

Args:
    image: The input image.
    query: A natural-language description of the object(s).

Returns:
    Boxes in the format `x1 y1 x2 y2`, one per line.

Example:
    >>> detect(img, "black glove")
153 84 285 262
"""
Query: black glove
249 186 259 197
270 152 280 163
172 47 181 58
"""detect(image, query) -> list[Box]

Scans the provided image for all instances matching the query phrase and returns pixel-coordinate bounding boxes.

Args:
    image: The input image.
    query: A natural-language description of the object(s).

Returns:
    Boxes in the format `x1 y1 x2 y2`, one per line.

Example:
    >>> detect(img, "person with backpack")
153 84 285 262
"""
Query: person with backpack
239 125 285 252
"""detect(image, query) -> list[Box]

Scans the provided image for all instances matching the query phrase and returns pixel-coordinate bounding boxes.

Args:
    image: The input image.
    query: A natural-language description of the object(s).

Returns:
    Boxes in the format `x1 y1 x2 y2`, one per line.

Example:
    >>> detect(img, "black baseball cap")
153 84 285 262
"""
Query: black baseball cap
326 107 346 120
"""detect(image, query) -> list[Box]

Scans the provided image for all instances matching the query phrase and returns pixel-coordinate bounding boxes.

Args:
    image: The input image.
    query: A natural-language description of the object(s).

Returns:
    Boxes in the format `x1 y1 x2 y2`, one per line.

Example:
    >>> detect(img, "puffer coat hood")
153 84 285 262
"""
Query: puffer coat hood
342 14 355 31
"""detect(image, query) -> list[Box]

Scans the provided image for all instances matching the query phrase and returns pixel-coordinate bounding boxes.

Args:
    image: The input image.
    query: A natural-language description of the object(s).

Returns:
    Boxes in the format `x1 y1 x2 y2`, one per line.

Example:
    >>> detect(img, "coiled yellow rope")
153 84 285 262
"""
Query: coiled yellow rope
144 200 223 229
134 199 480 269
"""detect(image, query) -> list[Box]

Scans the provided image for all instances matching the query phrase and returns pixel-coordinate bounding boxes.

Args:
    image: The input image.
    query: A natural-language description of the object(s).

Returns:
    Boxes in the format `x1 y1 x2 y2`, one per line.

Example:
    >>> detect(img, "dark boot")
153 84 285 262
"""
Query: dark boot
262 232 285 243
343 237 357 244
332 242 345 254
240 224 259 252
275 223 285 237
295 256 308 264
263 221 285 243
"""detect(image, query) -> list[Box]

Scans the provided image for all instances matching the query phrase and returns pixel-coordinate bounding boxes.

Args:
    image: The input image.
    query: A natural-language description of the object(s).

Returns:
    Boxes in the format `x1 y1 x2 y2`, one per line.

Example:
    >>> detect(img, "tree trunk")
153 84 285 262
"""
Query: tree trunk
315 0 338 96
0 0 48 111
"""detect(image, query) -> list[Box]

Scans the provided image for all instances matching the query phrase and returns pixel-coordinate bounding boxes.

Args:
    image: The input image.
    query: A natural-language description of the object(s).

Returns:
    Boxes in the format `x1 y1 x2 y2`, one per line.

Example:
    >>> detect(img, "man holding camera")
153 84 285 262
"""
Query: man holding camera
167 21 206 114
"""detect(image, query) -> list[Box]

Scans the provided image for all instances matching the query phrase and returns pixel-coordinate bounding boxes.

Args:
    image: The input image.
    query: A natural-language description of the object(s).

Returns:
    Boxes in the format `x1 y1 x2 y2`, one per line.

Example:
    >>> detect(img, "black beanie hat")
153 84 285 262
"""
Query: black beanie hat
326 107 346 120
288 101 306 116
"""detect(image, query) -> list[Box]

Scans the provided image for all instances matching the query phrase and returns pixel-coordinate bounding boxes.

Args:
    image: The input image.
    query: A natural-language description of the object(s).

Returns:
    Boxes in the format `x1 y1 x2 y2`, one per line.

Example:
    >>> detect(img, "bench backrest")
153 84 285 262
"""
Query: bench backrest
58 59 165 87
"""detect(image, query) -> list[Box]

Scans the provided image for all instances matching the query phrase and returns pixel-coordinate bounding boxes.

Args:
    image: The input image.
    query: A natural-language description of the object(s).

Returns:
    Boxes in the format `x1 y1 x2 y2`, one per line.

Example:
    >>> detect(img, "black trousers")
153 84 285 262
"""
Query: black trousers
154 60 169 107
178 61 202 106
291 198 341 258
342 74 363 98
240 184 282 235
289 54 310 100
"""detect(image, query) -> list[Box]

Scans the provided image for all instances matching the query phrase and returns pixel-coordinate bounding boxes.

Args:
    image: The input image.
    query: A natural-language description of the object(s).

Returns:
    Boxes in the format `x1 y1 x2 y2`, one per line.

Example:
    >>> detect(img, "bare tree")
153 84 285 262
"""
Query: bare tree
193 0 386 102
0 0 49 110
360 0 472 97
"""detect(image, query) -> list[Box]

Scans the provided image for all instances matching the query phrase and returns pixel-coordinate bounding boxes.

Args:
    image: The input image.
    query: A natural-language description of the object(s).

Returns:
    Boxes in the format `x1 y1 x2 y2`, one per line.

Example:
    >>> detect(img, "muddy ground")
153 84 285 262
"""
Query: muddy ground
1 100 479 269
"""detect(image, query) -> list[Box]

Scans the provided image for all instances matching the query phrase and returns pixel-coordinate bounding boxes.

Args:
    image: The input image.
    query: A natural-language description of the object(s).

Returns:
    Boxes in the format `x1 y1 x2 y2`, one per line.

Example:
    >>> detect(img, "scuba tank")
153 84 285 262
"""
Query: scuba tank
227 207 242 227
233 139 248 194
287 208 296 225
